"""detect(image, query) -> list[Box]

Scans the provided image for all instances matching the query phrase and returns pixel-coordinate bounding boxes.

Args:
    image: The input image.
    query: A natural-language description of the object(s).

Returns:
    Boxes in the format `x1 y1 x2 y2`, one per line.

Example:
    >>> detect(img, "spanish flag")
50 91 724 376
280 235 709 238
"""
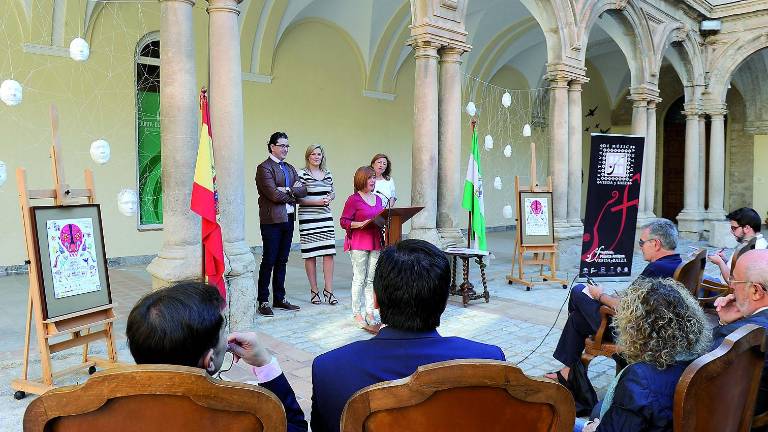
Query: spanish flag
191 88 226 299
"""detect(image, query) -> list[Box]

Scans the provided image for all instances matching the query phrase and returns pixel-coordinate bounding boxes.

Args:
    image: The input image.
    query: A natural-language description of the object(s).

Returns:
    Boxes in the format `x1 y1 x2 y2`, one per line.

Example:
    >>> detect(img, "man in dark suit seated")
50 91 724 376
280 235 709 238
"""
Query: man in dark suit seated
310 239 506 432
711 249 768 419
546 218 682 383
126 282 308 432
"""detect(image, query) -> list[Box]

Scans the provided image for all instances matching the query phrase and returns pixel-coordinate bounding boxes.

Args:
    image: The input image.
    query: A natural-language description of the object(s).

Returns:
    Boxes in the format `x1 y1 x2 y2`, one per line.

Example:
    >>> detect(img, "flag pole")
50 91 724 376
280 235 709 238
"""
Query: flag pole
467 119 477 249
200 87 208 284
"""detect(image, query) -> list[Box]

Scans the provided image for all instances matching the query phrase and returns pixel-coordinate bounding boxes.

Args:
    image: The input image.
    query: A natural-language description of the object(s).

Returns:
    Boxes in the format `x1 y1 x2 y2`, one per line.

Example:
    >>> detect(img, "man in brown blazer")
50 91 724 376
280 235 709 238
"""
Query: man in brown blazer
255 132 307 316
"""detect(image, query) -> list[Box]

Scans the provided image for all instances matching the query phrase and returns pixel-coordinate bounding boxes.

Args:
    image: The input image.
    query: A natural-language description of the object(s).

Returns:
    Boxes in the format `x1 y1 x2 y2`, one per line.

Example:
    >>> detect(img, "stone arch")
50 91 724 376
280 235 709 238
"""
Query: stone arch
366 1 411 95
274 18 367 88
518 0 574 65
579 0 654 88
249 0 290 77
582 1 653 87
83 1 105 44
710 35 768 104
653 25 704 88
239 0 267 75
467 17 541 86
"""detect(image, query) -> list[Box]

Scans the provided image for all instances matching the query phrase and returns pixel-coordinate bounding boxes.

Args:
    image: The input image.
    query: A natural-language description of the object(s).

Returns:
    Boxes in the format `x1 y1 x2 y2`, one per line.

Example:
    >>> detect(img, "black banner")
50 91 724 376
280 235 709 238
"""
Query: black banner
580 134 645 278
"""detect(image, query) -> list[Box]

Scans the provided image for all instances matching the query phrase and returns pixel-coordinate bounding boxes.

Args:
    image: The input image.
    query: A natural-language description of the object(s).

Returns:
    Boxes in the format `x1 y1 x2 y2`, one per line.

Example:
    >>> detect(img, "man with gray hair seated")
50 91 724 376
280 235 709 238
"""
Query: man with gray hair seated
545 218 682 383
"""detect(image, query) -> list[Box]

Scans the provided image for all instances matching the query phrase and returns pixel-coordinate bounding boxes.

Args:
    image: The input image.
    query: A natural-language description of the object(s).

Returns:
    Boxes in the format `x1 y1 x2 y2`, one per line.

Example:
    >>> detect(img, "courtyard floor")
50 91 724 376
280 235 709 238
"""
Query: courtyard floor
0 230 717 429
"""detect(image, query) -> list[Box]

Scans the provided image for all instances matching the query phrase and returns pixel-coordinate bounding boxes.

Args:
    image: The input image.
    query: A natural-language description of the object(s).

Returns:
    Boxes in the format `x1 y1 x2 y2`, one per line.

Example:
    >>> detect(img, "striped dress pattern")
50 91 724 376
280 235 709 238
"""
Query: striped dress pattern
297 169 337 259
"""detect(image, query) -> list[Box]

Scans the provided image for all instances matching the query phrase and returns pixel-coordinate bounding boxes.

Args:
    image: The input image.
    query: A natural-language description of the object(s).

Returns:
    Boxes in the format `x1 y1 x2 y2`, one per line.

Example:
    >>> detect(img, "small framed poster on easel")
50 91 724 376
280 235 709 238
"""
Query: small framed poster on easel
506 129 568 291
11 106 121 400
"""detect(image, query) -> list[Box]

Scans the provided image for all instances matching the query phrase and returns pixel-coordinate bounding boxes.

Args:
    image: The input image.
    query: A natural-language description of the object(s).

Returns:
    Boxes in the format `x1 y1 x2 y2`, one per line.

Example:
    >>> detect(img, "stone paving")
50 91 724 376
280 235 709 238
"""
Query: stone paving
0 230 719 429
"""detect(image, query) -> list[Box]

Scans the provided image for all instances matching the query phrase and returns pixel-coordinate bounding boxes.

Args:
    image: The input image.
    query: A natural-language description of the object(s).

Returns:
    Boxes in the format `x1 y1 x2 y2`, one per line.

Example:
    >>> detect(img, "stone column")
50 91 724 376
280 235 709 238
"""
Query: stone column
408 39 441 245
567 79 585 229
677 109 704 237
207 0 256 330
644 101 658 216
630 95 648 217
548 76 571 237
437 47 465 247
708 110 727 220
698 116 707 213
147 0 201 288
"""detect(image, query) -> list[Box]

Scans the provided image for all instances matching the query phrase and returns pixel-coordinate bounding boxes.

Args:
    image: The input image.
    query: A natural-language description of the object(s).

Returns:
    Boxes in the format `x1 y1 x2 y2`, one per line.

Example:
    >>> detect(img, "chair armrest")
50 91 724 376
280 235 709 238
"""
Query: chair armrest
698 280 731 306
591 306 616 348
753 411 768 428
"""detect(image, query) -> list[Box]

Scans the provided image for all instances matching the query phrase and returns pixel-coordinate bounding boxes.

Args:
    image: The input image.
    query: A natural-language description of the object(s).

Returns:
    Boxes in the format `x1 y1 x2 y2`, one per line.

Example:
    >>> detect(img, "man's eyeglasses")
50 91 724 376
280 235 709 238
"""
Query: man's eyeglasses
213 352 235 380
728 279 768 292
730 225 743 232
272 144 290 148
638 237 657 247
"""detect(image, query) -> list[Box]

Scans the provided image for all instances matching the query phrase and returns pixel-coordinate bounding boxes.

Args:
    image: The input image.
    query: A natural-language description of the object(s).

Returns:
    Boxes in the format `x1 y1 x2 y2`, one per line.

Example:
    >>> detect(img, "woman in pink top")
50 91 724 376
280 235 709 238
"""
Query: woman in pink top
340 166 384 332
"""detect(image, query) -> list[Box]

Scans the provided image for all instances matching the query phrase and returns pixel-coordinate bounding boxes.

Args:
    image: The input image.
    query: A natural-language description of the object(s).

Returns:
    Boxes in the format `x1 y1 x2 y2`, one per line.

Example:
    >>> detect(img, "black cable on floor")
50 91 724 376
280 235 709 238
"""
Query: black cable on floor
515 273 579 366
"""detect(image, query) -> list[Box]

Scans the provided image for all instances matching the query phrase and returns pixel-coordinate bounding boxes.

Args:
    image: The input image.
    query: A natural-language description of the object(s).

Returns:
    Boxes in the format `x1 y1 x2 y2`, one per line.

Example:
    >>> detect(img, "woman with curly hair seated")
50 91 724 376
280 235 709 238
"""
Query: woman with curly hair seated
577 277 711 432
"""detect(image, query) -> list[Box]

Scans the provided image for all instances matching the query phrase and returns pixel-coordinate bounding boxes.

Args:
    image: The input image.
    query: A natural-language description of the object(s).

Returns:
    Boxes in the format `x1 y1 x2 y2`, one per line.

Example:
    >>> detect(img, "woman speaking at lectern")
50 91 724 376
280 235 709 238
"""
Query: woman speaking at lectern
340 166 384 332
370 153 396 206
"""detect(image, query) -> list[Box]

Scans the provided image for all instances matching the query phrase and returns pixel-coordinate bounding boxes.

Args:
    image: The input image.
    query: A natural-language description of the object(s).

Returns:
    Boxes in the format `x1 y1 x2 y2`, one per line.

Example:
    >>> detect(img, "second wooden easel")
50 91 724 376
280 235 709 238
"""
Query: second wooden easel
11 106 121 400
506 139 568 291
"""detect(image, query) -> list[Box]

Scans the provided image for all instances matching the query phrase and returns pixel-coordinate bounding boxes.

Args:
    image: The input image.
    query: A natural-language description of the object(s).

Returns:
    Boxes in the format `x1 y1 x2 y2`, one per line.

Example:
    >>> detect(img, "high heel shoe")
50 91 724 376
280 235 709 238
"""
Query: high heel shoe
310 290 321 305
323 289 338 305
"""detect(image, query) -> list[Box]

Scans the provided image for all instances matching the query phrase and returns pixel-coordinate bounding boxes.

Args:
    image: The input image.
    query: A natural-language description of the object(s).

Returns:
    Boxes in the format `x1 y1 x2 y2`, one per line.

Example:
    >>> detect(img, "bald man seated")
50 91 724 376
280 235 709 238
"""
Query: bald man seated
711 249 768 419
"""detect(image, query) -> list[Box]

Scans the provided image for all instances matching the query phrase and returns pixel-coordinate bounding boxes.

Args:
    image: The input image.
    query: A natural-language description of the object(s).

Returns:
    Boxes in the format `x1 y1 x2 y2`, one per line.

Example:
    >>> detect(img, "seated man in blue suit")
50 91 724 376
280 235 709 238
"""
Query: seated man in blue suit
126 282 307 432
546 218 682 383
711 249 768 422
310 239 506 432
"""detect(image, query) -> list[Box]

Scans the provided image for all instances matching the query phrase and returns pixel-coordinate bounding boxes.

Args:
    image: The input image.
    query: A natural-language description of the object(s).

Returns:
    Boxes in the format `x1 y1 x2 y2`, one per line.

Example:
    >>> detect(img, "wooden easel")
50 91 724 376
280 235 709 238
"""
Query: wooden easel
11 106 120 399
506 141 568 291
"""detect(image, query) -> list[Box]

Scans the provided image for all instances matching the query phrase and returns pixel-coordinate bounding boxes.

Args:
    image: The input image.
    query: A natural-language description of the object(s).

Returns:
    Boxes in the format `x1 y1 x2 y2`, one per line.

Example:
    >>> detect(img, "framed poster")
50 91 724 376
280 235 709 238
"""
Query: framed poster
31 204 112 320
519 191 554 245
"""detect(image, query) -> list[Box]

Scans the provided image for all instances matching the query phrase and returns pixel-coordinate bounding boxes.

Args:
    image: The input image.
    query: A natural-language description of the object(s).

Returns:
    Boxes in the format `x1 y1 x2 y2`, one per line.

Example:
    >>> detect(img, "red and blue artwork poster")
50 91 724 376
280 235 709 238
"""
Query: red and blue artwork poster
580 134 645 278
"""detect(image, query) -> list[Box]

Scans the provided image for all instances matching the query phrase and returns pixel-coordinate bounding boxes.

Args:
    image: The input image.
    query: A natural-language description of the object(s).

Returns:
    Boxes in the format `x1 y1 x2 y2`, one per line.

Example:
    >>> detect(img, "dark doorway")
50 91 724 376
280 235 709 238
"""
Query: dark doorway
662 97 686 221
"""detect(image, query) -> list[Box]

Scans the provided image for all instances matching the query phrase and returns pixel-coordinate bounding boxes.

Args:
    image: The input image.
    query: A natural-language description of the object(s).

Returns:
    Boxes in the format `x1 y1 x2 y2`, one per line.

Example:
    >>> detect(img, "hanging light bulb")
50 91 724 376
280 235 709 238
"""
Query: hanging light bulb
465 101 477 117
0 161 7 187
503 205 513 219
90 139 111 164
69 37 90 62
493 176 503 190
0 79 22 106
117 189 138 216
501 92 512 108
484 134 494 150
522 123 532 137
503 145 512 158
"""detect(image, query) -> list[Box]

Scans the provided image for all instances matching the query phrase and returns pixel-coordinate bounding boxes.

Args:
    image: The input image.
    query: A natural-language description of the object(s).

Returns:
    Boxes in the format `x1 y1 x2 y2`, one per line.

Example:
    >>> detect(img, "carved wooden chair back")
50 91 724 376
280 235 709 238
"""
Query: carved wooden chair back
673 248 707 298
673 324 765 432
23 364 287 432
581 305 622 372
341 359 575 432
732 237 758 275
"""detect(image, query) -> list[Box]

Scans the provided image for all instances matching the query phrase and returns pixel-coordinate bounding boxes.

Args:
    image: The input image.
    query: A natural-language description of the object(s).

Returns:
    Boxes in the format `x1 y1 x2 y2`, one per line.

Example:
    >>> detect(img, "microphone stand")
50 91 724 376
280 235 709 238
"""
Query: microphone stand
385 195 394 246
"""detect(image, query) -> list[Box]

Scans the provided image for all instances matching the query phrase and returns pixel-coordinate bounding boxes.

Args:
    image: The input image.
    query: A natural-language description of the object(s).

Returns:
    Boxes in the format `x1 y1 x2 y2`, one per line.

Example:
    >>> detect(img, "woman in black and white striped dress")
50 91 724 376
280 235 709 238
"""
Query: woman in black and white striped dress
297 144 338 305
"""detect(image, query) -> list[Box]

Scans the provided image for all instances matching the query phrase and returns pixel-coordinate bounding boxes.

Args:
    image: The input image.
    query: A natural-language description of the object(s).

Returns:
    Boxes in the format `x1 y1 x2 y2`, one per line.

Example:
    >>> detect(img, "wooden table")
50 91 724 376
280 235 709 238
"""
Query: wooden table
445 250 490 307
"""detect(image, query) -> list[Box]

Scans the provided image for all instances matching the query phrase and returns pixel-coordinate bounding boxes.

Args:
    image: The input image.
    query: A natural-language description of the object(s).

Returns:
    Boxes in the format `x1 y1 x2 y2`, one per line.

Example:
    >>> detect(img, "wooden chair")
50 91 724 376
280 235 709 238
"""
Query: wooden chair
674 248 707 299
341 359 575 432
673 324 766 432
582 250 713 372
23 364 287 432
581 305 621 372
699 237 758 305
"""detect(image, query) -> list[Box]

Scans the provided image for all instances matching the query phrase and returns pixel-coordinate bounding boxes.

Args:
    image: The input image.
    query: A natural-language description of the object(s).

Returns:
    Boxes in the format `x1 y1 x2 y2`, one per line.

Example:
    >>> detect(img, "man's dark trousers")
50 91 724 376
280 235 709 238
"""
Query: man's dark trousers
553 285 604 367
258 215 294 303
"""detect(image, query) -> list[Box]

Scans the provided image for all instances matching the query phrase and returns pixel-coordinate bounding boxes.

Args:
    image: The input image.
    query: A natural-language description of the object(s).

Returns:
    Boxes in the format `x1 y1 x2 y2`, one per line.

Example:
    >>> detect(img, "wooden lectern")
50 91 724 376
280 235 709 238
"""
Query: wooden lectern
362 206 423 246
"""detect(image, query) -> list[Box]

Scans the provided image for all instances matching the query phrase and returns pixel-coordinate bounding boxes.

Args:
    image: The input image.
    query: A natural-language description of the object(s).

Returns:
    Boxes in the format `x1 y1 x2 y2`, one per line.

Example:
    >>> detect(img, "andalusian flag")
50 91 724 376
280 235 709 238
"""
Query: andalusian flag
191 89 226 299
461 126 487 251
